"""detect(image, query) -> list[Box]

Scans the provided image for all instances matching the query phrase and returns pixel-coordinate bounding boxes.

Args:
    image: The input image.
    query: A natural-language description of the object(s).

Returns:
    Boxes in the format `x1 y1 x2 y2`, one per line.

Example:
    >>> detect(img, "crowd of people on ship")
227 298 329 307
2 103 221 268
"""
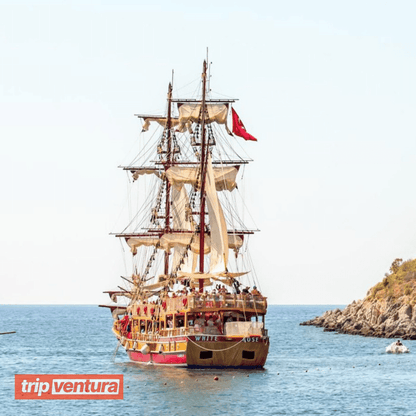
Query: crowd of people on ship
122 283 264 318
115 282 264 338
118 311 240 337
167 284 262 299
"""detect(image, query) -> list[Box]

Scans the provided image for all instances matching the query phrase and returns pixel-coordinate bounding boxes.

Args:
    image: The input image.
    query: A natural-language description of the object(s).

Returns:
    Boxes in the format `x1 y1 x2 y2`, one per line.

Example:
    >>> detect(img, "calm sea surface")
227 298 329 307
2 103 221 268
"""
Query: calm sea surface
1 305 416 415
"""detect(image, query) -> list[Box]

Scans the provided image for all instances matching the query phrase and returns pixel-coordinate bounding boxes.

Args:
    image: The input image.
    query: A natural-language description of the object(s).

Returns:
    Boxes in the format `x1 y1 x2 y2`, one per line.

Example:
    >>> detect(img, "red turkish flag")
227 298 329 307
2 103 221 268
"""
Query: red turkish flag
231 108 257 141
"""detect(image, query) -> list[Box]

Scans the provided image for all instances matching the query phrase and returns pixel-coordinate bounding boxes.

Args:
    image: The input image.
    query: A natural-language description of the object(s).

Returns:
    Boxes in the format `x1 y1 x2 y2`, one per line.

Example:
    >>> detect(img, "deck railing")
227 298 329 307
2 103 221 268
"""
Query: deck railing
128 294 267 318
116 321 267 339
184 294 267 312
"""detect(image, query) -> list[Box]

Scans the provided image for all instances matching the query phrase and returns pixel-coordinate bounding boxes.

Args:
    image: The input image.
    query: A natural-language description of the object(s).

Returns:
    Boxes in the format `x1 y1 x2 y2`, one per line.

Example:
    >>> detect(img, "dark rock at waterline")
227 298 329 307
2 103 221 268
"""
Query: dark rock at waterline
301 258 416 339
300 297 416 339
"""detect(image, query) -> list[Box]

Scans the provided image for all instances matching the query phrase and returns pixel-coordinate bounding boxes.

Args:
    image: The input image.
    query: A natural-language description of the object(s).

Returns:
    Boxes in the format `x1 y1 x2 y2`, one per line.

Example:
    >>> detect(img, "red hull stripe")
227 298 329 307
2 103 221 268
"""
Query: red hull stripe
128 351 187 365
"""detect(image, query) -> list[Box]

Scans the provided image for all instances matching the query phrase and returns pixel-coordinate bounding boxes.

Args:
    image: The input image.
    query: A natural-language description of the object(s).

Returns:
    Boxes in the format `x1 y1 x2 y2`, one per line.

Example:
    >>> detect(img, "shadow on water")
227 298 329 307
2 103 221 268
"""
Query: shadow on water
114 359 265 386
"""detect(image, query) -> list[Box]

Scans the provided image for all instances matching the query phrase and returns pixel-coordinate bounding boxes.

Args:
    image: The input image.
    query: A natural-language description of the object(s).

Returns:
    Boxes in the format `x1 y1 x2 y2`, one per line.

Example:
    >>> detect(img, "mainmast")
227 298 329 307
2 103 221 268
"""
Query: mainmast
164 83 173 275
198 61 208 292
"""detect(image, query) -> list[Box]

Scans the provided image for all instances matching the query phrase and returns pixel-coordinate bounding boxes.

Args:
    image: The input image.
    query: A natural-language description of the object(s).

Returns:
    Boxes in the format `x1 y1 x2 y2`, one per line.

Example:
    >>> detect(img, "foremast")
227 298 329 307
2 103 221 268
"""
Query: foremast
164 82 173 275
198 60 208 291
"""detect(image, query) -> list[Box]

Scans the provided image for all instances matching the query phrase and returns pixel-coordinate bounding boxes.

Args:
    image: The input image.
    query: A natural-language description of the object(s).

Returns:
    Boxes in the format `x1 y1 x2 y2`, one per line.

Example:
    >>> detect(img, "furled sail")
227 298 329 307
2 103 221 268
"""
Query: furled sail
177 271 248 279
105 291 133 303
140 117 187 132
142 280 170 291
177 104 230 133
126 233 243 255
140 104 231 134
160 233 211 254
166 165 238 191
227 234 244 249
206 154 229 273
131 169 161 181
126 237 160 255
177 271 249 289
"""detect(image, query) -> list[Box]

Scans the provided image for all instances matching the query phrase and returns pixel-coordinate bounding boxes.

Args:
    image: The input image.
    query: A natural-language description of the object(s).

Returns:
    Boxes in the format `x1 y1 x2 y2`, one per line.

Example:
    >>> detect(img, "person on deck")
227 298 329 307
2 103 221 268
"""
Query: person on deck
214 314 223 334
194 314 205 333
251 286 261 296
206 315 216 334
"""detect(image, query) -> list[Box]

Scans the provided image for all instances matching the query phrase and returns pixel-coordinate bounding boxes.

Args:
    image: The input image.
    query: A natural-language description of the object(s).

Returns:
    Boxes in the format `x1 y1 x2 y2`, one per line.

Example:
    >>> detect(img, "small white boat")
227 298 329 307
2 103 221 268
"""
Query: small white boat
386 342 409 354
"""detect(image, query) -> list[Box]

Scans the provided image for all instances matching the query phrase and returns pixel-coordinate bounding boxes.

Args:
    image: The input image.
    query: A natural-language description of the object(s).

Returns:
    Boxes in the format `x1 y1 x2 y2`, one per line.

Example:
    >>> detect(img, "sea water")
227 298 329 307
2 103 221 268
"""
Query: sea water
1 305 416 415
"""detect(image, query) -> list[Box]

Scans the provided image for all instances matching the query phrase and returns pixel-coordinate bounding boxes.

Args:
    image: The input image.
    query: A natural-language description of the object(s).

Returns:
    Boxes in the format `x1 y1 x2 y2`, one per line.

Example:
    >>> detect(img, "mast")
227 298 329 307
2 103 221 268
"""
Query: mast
164 82 173 275
198 61 208 292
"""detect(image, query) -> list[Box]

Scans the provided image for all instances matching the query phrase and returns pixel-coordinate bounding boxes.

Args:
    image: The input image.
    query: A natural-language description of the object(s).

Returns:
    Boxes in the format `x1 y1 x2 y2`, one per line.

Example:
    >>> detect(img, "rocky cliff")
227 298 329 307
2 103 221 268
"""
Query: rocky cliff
300 258 416 339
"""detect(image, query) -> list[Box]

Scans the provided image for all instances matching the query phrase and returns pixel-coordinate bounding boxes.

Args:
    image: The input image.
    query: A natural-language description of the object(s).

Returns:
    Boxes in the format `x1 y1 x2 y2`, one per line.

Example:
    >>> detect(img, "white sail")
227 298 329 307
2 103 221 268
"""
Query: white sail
171 186 196 273
166 165 238 191
177 103 229 132
171 186 193 230
142 280 170 291
206 154 229 273
126 233 243 255
177 271 248 279
160 233 210 254
227 234 244 249
140 117 187 132
126 237 160 255
131 169 161 181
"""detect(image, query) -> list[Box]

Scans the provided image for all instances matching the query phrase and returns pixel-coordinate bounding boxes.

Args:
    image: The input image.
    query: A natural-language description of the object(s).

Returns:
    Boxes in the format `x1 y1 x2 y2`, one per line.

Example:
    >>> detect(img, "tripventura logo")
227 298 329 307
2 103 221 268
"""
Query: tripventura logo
15 375 123 400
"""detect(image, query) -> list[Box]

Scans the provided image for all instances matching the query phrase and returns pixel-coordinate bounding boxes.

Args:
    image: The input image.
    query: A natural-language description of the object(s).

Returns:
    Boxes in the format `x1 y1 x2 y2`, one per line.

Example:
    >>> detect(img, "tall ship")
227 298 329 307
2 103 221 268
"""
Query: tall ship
101 61 269 367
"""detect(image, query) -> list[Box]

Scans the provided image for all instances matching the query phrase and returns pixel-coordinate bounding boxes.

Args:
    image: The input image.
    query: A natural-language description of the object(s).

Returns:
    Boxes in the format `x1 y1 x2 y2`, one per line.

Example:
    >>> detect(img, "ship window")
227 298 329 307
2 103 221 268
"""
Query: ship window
242 350 255 360
200 351 213 359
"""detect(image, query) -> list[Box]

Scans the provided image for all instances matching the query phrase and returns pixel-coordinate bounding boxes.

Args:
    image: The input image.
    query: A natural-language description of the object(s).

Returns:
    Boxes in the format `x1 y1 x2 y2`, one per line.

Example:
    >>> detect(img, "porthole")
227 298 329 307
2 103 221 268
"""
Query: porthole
200 351 213 359
242 350 255 359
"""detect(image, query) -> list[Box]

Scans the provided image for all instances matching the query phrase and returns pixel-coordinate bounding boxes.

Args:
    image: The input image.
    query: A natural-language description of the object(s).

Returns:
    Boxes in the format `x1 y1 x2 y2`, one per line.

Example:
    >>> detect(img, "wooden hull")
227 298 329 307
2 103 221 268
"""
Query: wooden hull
123 335 269 368
186 335 269 368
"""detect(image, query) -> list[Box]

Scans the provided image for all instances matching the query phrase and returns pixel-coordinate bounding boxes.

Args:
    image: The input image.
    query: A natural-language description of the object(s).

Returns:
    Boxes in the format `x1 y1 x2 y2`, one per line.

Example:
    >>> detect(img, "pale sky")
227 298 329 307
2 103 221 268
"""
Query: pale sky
1 0 416 305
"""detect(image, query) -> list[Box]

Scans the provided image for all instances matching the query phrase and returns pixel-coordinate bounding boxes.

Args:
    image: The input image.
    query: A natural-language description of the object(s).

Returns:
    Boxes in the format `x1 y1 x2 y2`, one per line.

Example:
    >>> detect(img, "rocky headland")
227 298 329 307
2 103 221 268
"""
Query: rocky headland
300 258 416 340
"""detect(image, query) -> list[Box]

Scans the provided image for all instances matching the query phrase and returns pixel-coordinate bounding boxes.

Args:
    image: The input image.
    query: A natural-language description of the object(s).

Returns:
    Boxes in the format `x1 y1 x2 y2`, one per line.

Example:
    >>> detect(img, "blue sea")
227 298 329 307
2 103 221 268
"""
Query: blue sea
1 305 416 415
